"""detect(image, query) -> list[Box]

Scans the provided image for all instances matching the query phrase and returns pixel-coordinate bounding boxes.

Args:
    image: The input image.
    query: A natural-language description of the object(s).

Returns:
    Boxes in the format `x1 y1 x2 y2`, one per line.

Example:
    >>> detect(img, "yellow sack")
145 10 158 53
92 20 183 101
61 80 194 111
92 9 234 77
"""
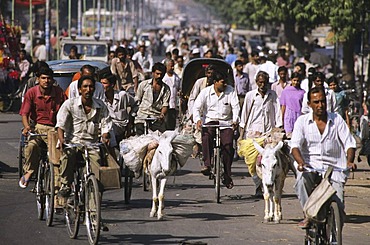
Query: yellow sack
237 137 265 176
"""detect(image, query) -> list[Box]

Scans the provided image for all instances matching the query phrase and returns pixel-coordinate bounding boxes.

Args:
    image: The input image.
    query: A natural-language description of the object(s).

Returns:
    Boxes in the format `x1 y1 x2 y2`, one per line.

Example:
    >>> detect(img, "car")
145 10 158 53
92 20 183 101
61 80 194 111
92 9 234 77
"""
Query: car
47 60 110 91
59 36 110 62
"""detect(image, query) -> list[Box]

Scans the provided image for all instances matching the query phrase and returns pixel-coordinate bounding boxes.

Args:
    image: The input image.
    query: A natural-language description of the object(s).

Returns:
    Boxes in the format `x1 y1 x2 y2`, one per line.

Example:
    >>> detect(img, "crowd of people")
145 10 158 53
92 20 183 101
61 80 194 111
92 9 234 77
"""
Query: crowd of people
16 31 362 231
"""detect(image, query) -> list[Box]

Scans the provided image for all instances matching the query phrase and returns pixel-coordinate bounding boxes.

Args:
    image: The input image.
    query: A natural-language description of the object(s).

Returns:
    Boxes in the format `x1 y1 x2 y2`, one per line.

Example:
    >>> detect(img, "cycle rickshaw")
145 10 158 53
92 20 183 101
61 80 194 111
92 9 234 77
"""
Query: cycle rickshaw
121 58 235 204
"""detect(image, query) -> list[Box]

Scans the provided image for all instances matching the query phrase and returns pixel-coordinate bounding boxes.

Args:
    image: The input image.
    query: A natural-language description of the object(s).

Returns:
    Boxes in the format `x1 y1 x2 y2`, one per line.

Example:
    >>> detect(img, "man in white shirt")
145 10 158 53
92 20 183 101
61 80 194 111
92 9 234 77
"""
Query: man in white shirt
244 51 260 90
255 56 278 87
68 64 105 100
163 59 181 130
291 86 356 228
193 71 240 189
56 75 112 196
239 71 281 196
132 45 154 74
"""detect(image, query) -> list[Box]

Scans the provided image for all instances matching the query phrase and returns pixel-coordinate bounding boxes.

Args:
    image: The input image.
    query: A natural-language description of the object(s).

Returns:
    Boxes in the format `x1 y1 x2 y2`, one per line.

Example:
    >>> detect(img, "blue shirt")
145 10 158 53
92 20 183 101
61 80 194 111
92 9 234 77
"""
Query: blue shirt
234 71 250 96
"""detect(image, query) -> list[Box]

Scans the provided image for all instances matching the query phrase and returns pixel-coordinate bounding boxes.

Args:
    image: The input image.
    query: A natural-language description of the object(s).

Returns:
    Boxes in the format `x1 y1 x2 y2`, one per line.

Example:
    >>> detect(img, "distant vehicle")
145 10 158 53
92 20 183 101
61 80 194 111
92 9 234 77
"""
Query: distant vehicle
47 60 110 91
137 32 151 47
60 37 109 63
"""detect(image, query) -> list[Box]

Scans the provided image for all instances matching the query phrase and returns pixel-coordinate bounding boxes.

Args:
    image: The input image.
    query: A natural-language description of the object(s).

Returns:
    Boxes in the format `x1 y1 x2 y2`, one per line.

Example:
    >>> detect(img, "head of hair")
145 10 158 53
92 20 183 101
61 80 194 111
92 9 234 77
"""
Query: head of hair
177 55 183 60
33 61 50 76
295 62 306 73
304 52 311 61
307 86 325 102
100 72 116 85
20 49 27 55
212 70 227 82
152 62 166 74
165 51 172 58
256 70 269 82
206 64 216 71
115 46 127 56
172 48 179 55
291 72 302 80
313 71 325 82
327 76 338 85
78 75 96 89
70 45 78 52
278 66 288 73
251 51 259 57
164 59 174 67
37 67 53 77
235 60 244 67
80 64 95 75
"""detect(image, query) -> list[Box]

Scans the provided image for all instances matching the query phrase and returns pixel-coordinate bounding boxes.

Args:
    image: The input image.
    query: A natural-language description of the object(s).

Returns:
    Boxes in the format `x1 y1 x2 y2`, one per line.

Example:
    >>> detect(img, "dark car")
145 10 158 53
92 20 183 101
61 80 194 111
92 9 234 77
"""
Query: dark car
47 60 110 91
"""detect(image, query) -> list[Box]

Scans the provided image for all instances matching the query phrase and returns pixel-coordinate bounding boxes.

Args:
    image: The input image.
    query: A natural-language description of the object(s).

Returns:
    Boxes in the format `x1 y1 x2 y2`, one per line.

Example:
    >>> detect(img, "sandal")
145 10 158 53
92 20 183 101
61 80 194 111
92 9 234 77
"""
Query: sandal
19 176 30 189
222 178 234 189
201 166 211 176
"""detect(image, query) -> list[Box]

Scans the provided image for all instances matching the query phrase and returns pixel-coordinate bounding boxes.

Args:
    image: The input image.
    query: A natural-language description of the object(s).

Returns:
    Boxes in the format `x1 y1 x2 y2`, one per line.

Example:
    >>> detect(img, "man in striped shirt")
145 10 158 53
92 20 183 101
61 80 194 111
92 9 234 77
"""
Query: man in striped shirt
291 86 356 228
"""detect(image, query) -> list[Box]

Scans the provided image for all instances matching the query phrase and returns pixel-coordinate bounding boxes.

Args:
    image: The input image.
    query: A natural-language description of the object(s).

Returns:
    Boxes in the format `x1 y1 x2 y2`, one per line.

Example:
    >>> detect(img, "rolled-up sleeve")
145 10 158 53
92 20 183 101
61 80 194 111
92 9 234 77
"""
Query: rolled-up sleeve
193 90 205 123
231 89 240 123
100 105 113 135
56 99 70 131
290 115 305 149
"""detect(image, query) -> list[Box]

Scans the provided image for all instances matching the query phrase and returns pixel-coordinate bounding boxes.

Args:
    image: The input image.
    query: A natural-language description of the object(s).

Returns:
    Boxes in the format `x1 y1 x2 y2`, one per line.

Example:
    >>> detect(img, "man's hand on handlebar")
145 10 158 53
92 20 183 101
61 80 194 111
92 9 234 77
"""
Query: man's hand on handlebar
101 133 110 145
297 163 307 172
196 120 202 130
22 126 32 136
347 162 357 171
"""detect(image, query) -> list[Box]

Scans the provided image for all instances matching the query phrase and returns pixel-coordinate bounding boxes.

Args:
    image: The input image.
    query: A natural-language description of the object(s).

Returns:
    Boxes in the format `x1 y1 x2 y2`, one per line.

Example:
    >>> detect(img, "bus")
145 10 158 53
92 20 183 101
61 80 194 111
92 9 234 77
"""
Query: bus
82 8 130 41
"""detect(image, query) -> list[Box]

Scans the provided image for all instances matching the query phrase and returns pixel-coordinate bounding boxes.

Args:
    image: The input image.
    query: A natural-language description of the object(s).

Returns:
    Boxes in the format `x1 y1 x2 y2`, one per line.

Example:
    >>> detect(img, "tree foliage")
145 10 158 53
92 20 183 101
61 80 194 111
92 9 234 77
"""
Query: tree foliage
197 0 367 45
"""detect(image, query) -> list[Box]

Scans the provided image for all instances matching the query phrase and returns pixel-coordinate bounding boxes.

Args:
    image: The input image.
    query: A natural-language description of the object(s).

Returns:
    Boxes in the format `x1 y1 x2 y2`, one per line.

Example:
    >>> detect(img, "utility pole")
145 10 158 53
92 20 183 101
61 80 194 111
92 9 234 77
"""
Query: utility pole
45 0 50 60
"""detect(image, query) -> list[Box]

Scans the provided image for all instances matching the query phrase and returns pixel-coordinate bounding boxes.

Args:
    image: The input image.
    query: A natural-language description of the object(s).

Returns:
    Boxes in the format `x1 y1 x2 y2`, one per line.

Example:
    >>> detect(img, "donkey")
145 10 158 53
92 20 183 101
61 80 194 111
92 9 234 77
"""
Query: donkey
253 140 290 223
145 130 179 220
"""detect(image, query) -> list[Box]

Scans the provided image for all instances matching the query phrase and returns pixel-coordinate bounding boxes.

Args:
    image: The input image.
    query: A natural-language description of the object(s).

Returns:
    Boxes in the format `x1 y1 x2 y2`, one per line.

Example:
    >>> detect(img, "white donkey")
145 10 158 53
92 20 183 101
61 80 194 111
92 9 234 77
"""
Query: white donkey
145 130 179 220
253 140 290 223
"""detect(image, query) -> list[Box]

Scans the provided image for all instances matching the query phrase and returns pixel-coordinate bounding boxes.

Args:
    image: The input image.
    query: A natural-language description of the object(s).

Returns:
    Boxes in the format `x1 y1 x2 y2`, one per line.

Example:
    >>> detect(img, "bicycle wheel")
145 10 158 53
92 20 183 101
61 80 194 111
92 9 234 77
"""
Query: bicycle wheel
124 166 133 204
65 180 80 239
85 175 101 245
214 148 221 203
18 134 26 179
326 201 342 245
45 162 55 226
0 94 13 112
36 164 45 220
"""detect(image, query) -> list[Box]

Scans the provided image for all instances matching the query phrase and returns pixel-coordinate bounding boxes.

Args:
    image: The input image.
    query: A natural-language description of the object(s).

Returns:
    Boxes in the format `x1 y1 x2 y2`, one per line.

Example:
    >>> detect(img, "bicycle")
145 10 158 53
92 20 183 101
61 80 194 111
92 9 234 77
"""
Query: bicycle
25 132 55 227
63 142 103 245
202 122 233 203
303 165 351 245
0 76 26 112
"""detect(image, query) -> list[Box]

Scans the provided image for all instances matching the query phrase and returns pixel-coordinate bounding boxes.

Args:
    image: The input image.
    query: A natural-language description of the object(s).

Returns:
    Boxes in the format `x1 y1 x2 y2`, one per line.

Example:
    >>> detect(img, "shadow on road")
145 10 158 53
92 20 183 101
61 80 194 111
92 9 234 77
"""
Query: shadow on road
99 234 216 245
346 214 370 224
0 160 18 174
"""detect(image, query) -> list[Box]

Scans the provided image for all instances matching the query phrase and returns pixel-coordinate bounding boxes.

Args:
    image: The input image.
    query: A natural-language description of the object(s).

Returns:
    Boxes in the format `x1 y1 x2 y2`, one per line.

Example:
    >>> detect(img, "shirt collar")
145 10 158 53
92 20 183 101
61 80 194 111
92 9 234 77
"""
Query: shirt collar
308 112 334 124
36 85 56 98
77 96 103 109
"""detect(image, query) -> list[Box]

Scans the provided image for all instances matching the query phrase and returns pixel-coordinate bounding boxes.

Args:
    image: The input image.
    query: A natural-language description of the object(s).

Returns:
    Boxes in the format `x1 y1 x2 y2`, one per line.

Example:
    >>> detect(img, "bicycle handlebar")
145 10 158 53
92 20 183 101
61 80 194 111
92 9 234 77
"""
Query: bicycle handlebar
202 123 234 129
28 132 47 137
303 165 351 173
63 142 105 150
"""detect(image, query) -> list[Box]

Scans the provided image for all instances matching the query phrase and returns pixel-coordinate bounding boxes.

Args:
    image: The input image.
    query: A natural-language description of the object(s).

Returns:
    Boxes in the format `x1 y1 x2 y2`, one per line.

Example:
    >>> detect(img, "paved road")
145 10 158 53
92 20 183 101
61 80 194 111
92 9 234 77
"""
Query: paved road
0 112 369 245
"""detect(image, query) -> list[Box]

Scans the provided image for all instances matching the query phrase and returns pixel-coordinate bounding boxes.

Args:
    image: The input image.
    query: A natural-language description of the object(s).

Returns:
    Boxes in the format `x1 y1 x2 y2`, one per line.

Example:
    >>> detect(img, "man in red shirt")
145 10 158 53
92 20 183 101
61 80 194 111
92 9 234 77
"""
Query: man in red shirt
19 67 66 188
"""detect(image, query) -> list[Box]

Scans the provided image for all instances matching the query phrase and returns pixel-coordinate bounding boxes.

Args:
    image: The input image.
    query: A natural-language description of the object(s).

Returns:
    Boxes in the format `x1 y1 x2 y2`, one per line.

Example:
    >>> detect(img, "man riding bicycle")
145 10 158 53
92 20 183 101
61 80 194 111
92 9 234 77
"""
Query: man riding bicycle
19 67 66 188
56 75 112 196
193 70 240 189
291 86 356 228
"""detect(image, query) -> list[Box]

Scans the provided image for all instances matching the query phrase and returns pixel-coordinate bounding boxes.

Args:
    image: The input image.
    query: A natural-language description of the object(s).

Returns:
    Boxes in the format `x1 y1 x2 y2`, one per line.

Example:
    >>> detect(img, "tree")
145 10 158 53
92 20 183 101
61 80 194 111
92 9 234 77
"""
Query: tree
196 0 369 83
